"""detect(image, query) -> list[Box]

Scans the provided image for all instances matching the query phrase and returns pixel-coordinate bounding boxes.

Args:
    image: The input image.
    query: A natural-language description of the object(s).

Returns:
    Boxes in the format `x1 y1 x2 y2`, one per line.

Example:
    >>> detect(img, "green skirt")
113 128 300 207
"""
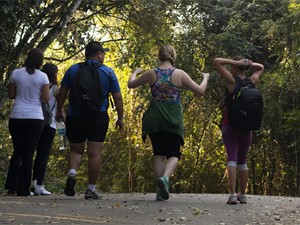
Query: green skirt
142 101 184 145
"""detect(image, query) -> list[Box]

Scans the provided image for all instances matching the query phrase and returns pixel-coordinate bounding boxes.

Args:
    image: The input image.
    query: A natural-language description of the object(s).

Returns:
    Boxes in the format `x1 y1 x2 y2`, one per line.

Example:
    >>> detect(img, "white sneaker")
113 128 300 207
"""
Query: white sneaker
227 194 238 204
237 193 247 204
34 185 51 195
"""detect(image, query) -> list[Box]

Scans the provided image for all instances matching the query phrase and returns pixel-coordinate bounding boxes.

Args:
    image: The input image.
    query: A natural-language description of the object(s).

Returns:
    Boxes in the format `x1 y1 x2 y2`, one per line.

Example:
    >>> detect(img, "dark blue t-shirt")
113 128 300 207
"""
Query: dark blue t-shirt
61 59 121 116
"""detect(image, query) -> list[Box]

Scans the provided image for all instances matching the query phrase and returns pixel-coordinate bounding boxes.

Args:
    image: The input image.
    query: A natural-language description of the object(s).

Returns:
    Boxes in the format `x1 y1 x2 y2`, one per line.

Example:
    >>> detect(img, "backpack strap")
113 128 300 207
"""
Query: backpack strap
51 85 57 95
97 65 115 109
81 60 110 81
98 66 113 83
90 61 103 69
232 77 243 97
50 84 57 111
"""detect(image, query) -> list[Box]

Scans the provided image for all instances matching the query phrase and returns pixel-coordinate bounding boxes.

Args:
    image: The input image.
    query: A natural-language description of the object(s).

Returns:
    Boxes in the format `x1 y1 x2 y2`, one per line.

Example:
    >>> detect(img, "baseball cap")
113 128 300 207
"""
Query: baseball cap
85 41 109 57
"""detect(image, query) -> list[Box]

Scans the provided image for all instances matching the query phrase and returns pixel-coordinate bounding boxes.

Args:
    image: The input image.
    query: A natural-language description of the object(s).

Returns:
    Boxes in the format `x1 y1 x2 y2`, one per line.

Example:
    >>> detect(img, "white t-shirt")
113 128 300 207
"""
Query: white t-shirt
9 67 49 119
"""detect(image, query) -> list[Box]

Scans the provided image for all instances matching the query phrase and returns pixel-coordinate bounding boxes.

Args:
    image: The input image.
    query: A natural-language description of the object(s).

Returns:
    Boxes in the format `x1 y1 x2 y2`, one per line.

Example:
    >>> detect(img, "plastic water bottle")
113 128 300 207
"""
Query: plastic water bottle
57 121 67 150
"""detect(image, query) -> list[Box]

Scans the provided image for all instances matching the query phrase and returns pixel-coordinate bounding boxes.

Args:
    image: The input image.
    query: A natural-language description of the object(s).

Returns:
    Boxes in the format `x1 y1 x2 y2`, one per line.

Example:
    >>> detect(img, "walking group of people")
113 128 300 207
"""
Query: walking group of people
5 41 264 204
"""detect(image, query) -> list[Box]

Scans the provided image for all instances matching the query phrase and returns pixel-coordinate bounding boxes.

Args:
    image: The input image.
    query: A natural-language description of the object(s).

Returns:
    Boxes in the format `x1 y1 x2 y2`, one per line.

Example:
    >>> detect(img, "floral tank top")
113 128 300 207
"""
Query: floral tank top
151 67 181 104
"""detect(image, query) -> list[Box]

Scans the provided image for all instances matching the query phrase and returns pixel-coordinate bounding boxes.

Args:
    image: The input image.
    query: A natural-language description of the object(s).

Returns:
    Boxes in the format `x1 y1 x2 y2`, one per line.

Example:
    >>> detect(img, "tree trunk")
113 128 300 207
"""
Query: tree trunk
37 0 83 51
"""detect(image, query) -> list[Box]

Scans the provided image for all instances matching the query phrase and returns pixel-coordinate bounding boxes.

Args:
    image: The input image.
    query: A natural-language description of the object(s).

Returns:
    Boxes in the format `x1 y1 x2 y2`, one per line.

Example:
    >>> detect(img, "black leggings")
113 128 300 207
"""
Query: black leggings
149 131 182 159
32 126 56 185
5 118 44 196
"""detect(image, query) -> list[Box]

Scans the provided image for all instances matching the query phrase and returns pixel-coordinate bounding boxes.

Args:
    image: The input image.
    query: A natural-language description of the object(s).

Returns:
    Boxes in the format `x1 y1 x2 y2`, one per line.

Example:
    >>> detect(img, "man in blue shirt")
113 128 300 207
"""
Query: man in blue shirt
56 41 124 199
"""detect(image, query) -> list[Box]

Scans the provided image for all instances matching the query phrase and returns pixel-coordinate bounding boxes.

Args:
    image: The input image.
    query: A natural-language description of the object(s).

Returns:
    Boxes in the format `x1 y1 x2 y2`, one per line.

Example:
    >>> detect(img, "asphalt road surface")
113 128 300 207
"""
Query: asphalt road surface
0 193 299 225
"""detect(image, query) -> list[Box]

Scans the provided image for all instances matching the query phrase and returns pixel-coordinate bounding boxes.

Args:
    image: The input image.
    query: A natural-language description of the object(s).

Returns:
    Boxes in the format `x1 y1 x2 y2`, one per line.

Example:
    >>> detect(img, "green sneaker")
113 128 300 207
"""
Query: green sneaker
156 190 164 201
156 176 169 200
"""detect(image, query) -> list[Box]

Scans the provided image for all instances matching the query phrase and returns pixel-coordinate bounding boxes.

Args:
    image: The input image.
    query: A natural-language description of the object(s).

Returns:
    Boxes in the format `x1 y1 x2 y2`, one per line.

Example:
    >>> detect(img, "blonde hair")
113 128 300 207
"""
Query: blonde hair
158 45 177 66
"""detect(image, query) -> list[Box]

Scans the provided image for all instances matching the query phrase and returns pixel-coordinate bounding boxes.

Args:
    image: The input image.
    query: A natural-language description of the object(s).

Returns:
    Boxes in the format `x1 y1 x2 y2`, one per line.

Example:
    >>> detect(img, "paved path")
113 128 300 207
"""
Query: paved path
0 193 299 224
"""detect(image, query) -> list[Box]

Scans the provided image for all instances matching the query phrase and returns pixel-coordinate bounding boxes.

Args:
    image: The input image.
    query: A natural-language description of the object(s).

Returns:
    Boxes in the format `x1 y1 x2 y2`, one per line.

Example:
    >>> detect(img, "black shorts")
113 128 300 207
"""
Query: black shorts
66 111 109 143
149 131 182 159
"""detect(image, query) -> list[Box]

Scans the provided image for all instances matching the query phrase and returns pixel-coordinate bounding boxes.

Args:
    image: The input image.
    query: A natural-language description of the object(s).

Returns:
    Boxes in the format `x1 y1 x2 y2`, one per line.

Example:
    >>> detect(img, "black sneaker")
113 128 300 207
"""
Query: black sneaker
30 187 35 193
64 174 76 196
84 189 101 200
6 190 16 196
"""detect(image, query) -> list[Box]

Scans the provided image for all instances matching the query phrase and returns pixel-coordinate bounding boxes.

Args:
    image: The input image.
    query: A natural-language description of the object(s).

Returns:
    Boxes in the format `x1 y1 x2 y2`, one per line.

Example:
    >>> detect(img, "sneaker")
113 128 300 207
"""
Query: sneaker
227 194 238 205
31 180 37 193
64 174 76 196
156 176 169 200
237 193 247 204
6 190 16 196
34 185 51 195
30 187 35 193
156 190 164 201
84 189 101 200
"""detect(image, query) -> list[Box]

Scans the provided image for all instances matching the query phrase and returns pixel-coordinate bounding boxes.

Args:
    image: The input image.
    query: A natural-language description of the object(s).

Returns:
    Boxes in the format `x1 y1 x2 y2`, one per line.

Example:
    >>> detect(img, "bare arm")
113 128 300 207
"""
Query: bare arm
213 58 237 85
55 86 69 121
181 71 210 96
41 84 50 103
250 63 264 84
8 83 16 99
128 68 154 88
111 92 124 130
213 57 253 92
53 85 60 98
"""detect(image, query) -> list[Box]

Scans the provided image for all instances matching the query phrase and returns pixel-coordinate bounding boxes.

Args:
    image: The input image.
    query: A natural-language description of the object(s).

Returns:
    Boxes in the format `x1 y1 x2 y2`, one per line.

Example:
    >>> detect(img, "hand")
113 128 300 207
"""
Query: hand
237 59 252 68
55 110 65 122
115 119 124 130
244 58 253 66
133 68 143 74
201 72 210 80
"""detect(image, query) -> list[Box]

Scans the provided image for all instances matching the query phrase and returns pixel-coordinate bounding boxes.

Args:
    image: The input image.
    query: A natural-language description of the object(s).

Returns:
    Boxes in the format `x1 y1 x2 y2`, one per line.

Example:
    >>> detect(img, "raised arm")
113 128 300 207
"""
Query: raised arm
180 70 210 96
213 57 254 92
213 58 237 84
128 68 154 88
250 63 264 84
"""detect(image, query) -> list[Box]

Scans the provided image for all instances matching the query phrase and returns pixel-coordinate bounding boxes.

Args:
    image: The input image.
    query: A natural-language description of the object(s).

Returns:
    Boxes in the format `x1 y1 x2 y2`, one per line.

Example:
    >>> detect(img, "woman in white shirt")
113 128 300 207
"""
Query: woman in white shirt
5 48 50 196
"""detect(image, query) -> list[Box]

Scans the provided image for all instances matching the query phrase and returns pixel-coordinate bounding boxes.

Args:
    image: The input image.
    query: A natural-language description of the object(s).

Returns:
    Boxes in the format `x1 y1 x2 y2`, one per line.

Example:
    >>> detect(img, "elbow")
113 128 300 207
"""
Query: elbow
8 90 16 99
199 91 205 96
112 92 123 103
41 95 50 103
195 89 205 96
253 63 264 72
115 95 123 103
213 58 221 68
127 82 135 89
195 92 204 98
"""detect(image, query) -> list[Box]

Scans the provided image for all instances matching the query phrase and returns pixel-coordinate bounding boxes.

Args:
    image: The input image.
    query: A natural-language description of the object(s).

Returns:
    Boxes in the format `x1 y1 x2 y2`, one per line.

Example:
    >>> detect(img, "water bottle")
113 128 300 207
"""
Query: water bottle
57 121 67 150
